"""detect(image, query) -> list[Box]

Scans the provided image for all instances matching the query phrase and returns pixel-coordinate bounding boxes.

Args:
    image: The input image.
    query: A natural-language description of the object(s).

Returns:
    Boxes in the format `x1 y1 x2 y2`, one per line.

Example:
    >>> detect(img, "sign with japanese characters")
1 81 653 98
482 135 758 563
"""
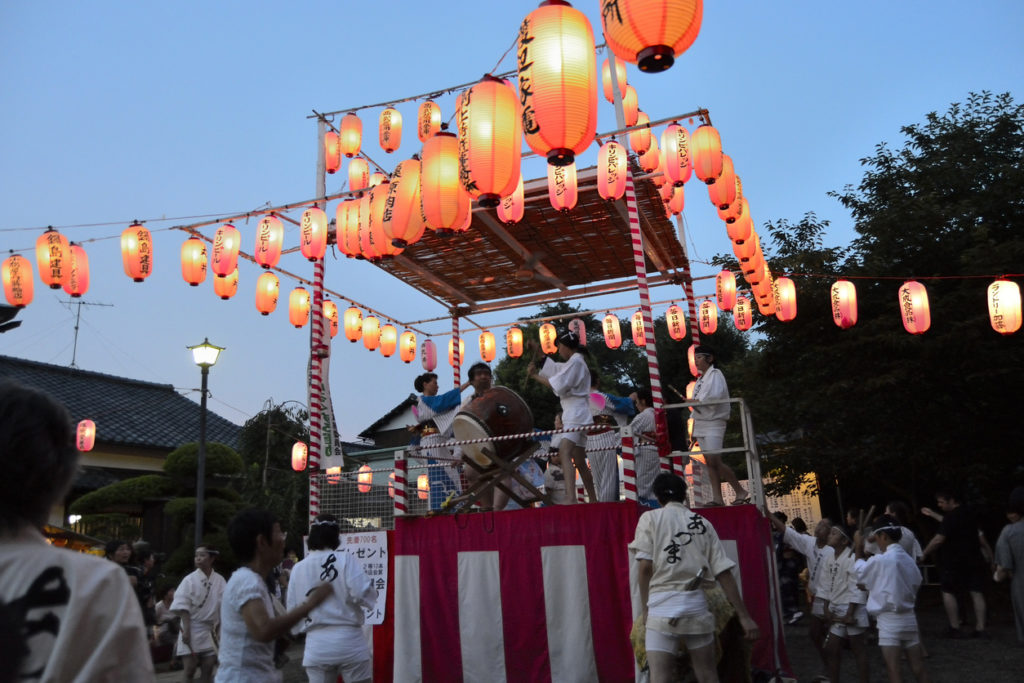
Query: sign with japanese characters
339 531 388 625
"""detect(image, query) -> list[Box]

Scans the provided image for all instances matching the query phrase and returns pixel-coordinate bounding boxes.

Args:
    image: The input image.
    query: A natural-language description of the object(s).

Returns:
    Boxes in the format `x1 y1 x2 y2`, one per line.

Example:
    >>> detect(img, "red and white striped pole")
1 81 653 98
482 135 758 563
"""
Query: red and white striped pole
393 449 408 518
620 428 638 502
451 315 461 386
308 118 328 525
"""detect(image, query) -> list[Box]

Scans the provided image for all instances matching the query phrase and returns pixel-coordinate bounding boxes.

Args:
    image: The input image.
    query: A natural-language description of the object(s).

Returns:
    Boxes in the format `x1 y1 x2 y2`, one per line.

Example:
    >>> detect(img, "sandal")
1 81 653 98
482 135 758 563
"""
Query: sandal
730 496 751 505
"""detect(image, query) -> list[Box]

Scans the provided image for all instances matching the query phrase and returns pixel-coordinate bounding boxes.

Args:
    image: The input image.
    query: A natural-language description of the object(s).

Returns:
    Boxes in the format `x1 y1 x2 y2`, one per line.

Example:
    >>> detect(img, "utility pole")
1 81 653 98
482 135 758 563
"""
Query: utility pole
61 300 113 367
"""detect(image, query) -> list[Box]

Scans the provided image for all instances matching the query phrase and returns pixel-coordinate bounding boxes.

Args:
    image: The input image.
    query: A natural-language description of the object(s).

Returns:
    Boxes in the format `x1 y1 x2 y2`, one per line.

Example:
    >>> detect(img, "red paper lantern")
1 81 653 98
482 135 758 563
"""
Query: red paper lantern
661 123 691 186
254 215 284 269
497 176 524 224
36 227 69 289
357 193 379 261
421 130 470 235
337 199 361 258
601 57 627 103
539 323 557 354
63 243 89 298
717 182 745 223
379 107 402 153
180 237 207 286
448 338 466 366
418 100 441 142
775 277 797 322
708 155 737 209
630 111 651 155
325 131 341 174
691 124 723 184
380 324 398 357
383 158 426 248
214 269 238 300
400 331 417 363
898 281 930 334
987 279 1021 335
291 442 308 471
339 113 362 157
289 288 310 328
417 474 429 500
479 330 497 362
255 272 279 315
506 327 524 358
716 270 737 311
601 0 703 73
666 304 686 340
363 316 381 350
621 85 639 127
517 0 598 166
547 161 578 212
358 464 374 493
327 467 342 485
830 280 858 329
598 140 627 200
733 296 753 331
344 307 362 342
638 135 660 173
322 300 339 338
457 75 522 207
121 222 153 282
727 204 753 242
367 180 403 259
421 339 438 371
667 185 685 215
76 419 96 452
212 223 240 276
348 157 369 193
3 254 34 307
687 344 698 377
698 300 718 334
300 207 328 261
568 318 586 345
631 310 645 346
603 313 622 349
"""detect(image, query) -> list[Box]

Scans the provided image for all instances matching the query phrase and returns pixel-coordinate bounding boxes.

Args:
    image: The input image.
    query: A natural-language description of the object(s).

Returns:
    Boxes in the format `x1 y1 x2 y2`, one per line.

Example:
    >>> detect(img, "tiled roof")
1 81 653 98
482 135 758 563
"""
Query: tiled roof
1 354 241 450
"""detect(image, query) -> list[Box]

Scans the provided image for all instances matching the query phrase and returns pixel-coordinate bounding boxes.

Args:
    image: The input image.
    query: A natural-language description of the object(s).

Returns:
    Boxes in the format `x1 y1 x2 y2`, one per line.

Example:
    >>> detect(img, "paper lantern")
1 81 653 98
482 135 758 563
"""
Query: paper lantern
358 464 374 493
214 269 238 300
388 471 396 498
421 130 471 234
348 157 370 193
898 281 930 334
367 180 403 259
717 184 745 223
536 323 556 354
212 223 240 276
667 185 685 215
63 243 89 298
598 140 627 200
661 123 691 187
326 467 342 485
517 0 598 166
300 207 328 261
638 135 660 173
417 474 429 500
291 442 308 472
179 237 207 287
383 158 426 248
379 324 398 357
988 279 1021 335
340 307 360 344
666 304 686 340
733 296 753 331
708 155 737 209
756 294 777 317
775 277 797 322
621 85 639 127
362 316 381 350
76 419 96 452
603 313 622 349
321 301 338 338
457 75 522 207
690 124 723 184
121 222 153 282
699 300 718 334
369 172 386 188
687 344 698 377
400 331 417 363
506 326 524 358
357 193 380 260
3 254 33 307
418 100 441 142
630 111 651 155
36 227 69 289
254 214 284 269
324 131 341 174
631 310 646 346
567 318 586 345
421 339 438 371
601 0 703 73
727 204 753 242
601 57 627 103
547 161 578 212
254 272 279 315
379 107 402 153
289 288 310 328
479 330 497 362
497 176 524 224
448 338 465 366
337 199 362 258
339 113 362 157
716 270 737 311
830 280 858 329
733 232 760 262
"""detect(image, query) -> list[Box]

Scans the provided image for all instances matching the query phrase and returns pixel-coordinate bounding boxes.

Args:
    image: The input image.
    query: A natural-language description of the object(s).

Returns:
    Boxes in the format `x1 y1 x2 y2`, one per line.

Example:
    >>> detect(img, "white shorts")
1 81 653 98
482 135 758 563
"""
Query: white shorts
645 628 714 654
829 603 869 637
876 612 920 648
560 426 588 447
811 596 827 618
305 658 371 683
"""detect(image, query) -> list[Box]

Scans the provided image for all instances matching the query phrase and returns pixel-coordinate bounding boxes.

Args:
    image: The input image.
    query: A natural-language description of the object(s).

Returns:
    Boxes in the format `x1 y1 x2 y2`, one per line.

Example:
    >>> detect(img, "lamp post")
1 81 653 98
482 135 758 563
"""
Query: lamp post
188 338 224 548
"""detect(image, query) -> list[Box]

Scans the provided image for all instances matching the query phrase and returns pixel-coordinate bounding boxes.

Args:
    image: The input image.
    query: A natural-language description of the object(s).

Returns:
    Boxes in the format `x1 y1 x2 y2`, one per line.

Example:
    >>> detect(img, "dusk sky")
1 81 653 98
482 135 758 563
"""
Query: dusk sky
2 1 1021 442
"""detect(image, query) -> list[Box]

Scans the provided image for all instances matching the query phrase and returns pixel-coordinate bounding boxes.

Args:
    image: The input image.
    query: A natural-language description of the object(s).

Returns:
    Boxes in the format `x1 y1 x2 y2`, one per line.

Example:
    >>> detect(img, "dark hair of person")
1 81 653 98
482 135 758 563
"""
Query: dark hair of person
791 517 808 534
635 386 653 406
652 473 688 505
0 380 78 533
105 539 129 560
414 372 437 393
872 514 903 543
934 488 962 504
135 548 154 564
1007 486 1024 517
197 544 219 556
467 362 492 382
227 508 279 563
886 500 911 525
307 514 341 551
773 511 788 524
556 330 589 355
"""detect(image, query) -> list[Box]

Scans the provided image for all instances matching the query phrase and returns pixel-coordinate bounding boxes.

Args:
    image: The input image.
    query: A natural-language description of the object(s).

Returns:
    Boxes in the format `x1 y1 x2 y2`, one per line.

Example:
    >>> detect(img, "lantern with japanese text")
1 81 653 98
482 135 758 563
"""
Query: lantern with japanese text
348 157 369 193
344 306 362 342
400 331 417 363
517 1 598 166
630 111 651 155
36 227 69 289
367 180 404 259
357 193 379 260
255 272 279 315
687 344 698 377
379 107 402 153
63 243 89 298
898 281 930 334
214 269 238 300
121 222 153 282
324 131 341 174
289 288 310 328
418 100 441 142
337 199 361 258
707 155 737 209
733 296 753 331
639 135 660 173
698 300 718 334
76 419 96 452
775 277 797 322
457 75 522 208
323 303 339 338
547 162 578 212
661 123 691 186
383 158 426 248
254 215 283 269
180 237 207 286
987 279 1021 335
339 113 362 157
421 130 471 235
479 330 497 362
358 464 373 493
417 474 429 500
212 223 240 276
421 339 438 371
631 310 645 346
666 304 686 340
621 85 639 127
603 313 622 349
716 270 736 311
690 124 723 183
506 327 524 357
598 140 627 200
601 0 703 73
362 316 381 350
448 338 465 366
497 176 524 224
300 207 328 261
539 323 558 354
830 279 857 329
601 57 627 103
2 254 33 307
568 318 586 345
380 324 398 357
291 442 308 472
326 467 342 485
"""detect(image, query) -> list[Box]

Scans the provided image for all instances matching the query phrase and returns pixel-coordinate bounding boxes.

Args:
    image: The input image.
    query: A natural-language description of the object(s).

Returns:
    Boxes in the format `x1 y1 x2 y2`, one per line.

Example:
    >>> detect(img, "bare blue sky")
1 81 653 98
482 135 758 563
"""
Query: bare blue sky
2 1 1021 438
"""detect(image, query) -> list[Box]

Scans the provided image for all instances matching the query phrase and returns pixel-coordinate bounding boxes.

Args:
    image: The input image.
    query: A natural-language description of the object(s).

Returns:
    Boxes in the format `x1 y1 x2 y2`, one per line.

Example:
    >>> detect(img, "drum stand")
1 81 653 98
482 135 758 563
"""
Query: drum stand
442 448 554 512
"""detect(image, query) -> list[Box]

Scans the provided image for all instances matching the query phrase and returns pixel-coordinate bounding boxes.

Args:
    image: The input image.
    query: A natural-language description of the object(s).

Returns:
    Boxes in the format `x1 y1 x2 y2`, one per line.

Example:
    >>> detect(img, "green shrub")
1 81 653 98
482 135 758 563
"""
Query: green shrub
69 475 174 514
164 442 244 480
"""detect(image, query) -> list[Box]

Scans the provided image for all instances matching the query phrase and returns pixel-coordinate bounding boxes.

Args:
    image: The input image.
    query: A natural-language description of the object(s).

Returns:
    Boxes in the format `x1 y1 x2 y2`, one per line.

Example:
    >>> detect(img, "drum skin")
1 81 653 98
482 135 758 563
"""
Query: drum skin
453 386 534 467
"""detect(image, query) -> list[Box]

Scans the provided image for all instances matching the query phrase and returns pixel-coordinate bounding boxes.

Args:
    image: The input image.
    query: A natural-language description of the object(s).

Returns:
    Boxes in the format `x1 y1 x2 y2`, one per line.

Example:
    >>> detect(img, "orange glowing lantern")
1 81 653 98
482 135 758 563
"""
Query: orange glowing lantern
417 474 429 500
621 85 639 127
601 0 703 73
388 471 396 498
691 125 723 184
254 215 283 269
291 442 308 472
830 280 858 329
756 295 777 317
300 207 328 261
380 324 398 357
733 296 753 331
345 306 363 342
547 161 578 212
180 237 207 287
254 273 279 315
63 243 89 298
598 140 627 200
212 223 240 277
369 171 386 188
379 107 402 153
988 279 1021 335
326 467 342 485
775 277 797 322
716 270 737 311
399 331 417 363
639 135 660 173
214 269 238 300
506 326 524 357
479 330 497 362
339 113 362 157
383 158 426 248
727 204 753 242
667 185 685 215
708 155 737 209
418 100 441 142
325 303 341 339
367 180 403 259
631 310 646 346
733 231 760 263
568 318 586 345
630 111 652 155
325 130 341 174
538 323 557 354
517 0 598 166
362 316 381 350
3 254 33 307
358 464 373 493
121 222 153 282
421 130 471 235
497 176 524 224
699 300 718 334
448 338 466 366
457 75 522 207
898 281 930 334
666 304 686 340
289 288 310 328
337 199 361 257
601 57 627 103
421 339 438 371
76 419 96 451
661 123 691 186
36 227 69 289
357 193 379 261
603 313 622 349
348 157 370 193
717 184 745 223
687 344 698 377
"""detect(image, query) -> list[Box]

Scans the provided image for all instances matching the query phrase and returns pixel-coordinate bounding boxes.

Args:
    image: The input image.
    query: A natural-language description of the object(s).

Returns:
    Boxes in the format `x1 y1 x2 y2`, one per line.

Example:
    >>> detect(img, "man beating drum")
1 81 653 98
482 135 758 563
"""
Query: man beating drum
412 371 471 509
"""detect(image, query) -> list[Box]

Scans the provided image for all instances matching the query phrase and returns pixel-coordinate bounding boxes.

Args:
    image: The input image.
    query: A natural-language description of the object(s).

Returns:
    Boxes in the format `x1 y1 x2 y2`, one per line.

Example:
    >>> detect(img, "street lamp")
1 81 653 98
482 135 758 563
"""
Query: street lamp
188 337 224 548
